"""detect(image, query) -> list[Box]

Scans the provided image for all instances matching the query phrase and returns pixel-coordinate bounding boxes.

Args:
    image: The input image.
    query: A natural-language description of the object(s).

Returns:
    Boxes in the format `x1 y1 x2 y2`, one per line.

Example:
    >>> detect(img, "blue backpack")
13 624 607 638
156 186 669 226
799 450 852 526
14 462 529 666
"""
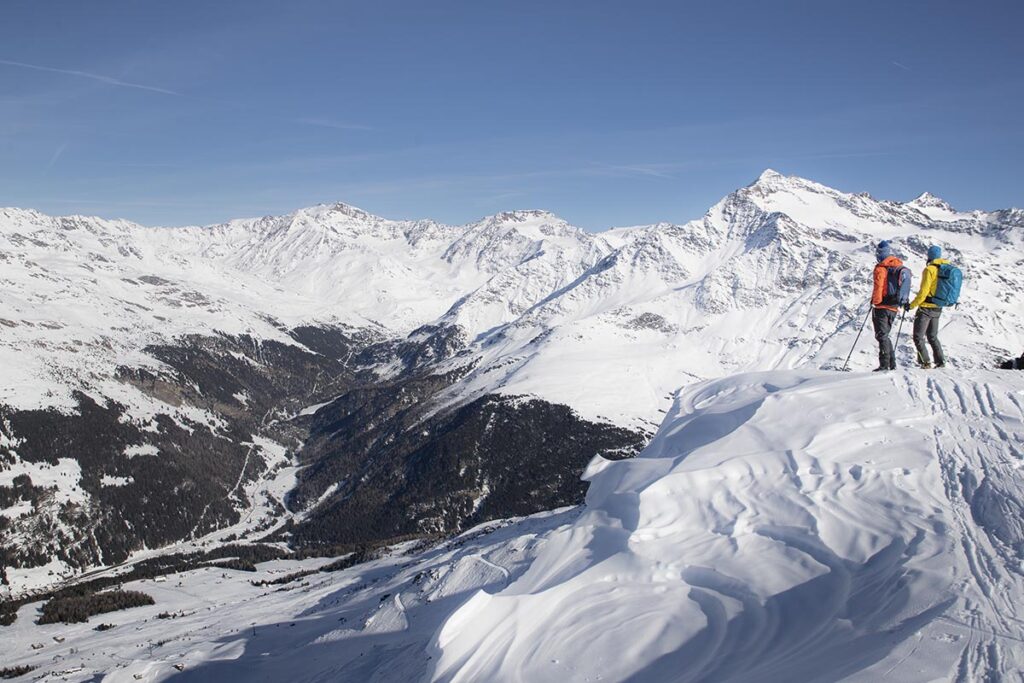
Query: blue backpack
883 265 912 306
929 263 963 307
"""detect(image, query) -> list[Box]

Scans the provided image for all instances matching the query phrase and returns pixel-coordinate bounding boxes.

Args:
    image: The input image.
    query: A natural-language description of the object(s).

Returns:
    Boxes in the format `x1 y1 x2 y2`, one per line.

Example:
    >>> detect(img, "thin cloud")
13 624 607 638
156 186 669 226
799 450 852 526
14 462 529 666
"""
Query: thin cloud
892 61 912 72
43 143 67 173
789 150 893 160
474 190 527 205
322 165 681 198
590 162 678 179
295 117 373 131
39 197 231 209
0 58 180 95
89 161 182 168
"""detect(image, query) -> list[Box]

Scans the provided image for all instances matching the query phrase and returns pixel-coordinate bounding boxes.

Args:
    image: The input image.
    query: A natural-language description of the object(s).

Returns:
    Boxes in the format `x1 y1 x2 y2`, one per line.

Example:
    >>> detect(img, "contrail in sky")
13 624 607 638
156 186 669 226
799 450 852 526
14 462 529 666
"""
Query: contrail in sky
0 58 180 95
295 117 373 131
44 143 67 173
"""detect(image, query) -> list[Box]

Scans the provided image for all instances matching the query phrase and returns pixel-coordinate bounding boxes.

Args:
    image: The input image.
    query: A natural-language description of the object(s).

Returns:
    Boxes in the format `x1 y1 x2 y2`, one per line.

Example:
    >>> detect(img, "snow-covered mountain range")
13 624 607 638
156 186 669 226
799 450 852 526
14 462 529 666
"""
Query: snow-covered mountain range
3 170 1022 584
2 170 1024 680
4 169 1021 421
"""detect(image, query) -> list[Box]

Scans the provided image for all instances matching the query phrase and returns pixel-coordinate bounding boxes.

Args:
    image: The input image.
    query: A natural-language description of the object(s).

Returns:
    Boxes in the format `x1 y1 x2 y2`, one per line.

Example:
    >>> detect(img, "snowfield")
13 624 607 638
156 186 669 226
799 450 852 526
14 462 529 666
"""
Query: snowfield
432 369 1024 682
6 369 1024 682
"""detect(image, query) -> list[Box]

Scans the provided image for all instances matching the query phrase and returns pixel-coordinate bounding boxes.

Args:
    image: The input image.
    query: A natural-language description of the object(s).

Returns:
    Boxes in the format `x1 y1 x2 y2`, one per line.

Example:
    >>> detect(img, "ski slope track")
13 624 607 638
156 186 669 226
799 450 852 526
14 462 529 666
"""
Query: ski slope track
431 369 1024 683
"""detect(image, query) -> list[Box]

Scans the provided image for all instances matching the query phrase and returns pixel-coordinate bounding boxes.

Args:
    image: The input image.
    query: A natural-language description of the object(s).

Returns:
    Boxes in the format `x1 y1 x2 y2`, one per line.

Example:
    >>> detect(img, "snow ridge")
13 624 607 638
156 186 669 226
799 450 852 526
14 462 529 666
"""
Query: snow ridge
431 369 1024 682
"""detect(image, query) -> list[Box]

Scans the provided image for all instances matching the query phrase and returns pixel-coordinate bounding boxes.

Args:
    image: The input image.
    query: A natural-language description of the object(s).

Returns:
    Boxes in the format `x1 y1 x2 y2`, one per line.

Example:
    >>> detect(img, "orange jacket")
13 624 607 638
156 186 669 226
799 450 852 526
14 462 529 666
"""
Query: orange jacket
872 255 903 311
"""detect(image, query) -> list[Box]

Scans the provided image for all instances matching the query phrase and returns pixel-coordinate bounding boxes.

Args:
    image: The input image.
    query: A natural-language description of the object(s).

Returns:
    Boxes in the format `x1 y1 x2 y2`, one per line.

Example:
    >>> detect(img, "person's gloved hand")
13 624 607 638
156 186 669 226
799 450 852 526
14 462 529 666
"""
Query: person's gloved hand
902 303 911 312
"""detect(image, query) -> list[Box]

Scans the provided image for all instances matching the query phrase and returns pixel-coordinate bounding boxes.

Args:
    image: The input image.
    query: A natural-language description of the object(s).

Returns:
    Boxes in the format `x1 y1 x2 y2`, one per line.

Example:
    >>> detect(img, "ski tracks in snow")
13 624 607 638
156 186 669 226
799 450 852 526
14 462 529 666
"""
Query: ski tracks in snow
913 372 1024 681
470 553 511 584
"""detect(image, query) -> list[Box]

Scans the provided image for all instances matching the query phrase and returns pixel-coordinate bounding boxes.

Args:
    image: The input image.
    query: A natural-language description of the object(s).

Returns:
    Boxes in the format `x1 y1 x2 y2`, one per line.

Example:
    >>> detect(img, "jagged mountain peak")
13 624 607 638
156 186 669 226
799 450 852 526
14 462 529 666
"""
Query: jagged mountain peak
0 206 49 222
907 191 956 213
745 168 821 191
0 207 60 235
213 200 421 234
321 200 375 218
485 209 562 223
443 209 590 267
470 209 582 241
266 201 384 230
742 168 834 198
725 170 972 238
754 167 785 182
284 201 399 231
208 201 456 252
0 207 139 233
909 190 949 206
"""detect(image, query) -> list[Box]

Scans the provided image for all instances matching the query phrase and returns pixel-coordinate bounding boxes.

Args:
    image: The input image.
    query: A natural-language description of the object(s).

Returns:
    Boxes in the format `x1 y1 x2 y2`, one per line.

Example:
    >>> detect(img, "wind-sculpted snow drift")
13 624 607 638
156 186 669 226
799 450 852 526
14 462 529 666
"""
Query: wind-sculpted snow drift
5 369 1022 682
431 370 1024 682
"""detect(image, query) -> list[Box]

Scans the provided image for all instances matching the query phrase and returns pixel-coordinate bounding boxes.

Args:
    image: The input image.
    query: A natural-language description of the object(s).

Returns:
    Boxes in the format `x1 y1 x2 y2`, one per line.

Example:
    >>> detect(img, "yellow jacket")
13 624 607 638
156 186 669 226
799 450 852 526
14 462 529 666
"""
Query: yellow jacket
909 258 951 309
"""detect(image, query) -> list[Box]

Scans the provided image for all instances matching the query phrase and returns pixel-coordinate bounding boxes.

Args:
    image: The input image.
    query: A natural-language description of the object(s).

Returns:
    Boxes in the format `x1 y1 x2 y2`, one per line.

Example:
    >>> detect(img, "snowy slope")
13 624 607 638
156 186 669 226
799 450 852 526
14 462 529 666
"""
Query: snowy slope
0 202 613 588
432 170 1024 428
2 170 1022 595
431 369 1024 682
437 210 608 335
5 369 1023 682
0 204 603 413
2 510 579 682
2 171 1021 422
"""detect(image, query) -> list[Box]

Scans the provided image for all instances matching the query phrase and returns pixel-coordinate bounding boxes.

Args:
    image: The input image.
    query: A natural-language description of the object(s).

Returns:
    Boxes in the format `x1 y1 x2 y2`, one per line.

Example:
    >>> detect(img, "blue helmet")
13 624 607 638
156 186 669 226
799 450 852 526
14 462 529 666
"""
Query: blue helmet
876 240 893 262
927 245 942 262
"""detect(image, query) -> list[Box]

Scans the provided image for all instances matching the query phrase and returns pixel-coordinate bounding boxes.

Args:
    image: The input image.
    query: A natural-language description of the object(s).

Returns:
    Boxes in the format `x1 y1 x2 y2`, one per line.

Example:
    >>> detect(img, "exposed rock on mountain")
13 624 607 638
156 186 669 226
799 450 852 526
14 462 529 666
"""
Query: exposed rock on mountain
1 171 1021 592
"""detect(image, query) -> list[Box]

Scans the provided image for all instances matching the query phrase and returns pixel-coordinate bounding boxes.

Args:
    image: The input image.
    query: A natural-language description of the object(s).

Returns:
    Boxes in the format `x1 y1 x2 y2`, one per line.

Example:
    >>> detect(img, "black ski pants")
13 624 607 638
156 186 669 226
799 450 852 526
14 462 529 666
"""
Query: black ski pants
872 308 897 370
913 307 945 366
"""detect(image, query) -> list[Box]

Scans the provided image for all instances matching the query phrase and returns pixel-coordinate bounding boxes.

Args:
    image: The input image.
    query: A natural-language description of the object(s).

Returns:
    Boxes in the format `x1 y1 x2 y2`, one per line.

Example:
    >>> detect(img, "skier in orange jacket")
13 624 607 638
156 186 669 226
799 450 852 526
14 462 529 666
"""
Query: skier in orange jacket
870 241 908 371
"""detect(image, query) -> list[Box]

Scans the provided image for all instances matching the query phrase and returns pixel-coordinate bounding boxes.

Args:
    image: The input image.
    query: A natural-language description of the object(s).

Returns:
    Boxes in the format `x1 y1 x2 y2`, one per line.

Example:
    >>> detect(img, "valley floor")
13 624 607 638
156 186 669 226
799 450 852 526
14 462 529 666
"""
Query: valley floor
3 509 576 682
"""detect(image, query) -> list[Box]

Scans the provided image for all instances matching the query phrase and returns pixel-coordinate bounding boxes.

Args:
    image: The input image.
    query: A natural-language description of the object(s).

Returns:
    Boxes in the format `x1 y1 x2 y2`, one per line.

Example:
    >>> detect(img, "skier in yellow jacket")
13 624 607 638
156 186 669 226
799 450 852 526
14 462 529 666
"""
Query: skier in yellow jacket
905 245 949 369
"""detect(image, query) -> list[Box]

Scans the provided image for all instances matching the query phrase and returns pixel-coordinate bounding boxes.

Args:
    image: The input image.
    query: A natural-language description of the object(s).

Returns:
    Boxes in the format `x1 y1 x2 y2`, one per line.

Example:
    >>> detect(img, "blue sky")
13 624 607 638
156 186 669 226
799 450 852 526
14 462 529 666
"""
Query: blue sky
1 0 1021 229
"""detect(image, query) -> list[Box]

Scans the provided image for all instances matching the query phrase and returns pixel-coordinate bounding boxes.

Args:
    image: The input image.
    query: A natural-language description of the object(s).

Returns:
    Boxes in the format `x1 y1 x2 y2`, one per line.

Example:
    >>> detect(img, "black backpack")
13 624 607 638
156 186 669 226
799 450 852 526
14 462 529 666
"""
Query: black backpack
881 265 912 306
999 353 1024 370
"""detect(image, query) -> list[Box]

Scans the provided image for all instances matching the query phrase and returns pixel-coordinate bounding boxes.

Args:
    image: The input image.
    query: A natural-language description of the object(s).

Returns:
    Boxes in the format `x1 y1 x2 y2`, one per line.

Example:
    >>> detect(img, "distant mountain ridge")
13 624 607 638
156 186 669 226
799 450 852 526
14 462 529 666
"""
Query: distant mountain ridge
1 171 1022 592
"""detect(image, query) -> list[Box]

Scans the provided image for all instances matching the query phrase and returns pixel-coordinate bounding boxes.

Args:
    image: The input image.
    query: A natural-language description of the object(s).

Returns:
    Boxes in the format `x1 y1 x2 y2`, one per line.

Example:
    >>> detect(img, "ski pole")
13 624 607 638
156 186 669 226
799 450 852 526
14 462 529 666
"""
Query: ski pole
940 303 957 332
893 309 907 367
842 303 872 372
